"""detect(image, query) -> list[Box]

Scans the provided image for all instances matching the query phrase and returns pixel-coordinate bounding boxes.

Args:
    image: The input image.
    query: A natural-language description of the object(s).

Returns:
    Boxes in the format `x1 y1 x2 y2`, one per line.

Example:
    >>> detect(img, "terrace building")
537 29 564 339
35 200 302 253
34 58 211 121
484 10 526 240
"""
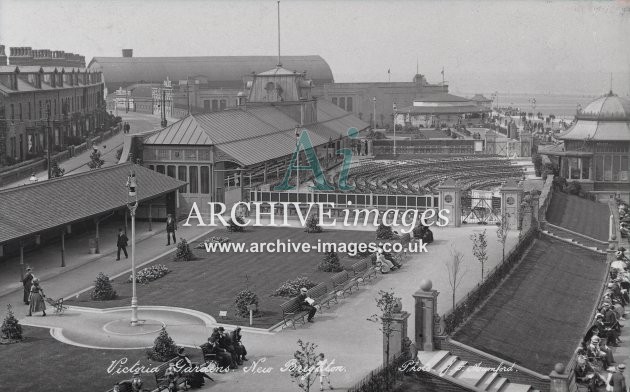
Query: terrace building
0 45 104 166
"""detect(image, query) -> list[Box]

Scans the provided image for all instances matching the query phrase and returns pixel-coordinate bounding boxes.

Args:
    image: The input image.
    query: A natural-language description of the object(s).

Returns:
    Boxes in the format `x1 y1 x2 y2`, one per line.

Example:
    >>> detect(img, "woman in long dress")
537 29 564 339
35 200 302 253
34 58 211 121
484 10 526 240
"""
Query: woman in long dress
28 278 46 317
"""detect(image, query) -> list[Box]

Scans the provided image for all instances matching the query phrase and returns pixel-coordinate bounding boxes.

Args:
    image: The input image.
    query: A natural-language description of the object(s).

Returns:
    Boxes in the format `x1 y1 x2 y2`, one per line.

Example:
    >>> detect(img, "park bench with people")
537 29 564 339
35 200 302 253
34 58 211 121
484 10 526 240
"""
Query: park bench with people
330 270 360 297
279 296 310 328
154 357 189 391
306 283 338 309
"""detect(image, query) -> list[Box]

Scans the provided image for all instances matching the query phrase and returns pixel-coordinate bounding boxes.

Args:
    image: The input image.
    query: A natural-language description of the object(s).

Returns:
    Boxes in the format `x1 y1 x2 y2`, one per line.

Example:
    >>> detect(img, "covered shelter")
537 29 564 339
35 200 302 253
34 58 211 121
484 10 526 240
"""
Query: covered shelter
395 92 491 128
543 92 630 202
136 65 369 215
0 163 185 278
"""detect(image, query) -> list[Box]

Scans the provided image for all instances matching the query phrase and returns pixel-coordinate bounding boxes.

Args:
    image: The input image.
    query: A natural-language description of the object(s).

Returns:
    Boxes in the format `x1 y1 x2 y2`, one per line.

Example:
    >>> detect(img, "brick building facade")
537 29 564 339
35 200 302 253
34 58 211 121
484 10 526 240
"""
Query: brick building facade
0 45 104 166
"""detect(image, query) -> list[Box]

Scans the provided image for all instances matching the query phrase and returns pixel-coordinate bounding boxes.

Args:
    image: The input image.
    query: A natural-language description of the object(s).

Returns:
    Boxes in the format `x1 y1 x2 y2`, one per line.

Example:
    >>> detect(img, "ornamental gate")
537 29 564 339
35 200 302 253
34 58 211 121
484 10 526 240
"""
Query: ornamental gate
460 190 502 224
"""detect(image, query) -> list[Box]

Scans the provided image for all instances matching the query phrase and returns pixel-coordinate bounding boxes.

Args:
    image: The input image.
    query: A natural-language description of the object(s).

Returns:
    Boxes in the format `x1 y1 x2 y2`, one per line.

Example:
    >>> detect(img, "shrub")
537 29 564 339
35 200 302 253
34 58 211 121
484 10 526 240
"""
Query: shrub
90 272 117 300
566 181 581 196
532 154 543 177
1 304 23 341
317 251 343 272
305 213 322 233
146 327 179 362
273 276 317 298
234 289 259 318
376 223 396 240
129 264 169 284
174 239 194 261
227 216 246 232
195 236 230 249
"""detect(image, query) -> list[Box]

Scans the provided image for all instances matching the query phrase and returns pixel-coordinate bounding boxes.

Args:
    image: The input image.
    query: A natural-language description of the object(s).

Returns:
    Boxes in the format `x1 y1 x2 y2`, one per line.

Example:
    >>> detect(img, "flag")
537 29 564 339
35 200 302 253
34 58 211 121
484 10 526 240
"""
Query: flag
393 103 397 111
387 69 390 74
441 67 444 76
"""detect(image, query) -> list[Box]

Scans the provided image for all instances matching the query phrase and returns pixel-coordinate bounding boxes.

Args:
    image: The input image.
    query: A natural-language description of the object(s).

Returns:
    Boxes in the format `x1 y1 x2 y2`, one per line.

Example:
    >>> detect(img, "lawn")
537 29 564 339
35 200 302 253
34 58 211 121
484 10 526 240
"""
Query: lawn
3 326 203 392
67 227 375 328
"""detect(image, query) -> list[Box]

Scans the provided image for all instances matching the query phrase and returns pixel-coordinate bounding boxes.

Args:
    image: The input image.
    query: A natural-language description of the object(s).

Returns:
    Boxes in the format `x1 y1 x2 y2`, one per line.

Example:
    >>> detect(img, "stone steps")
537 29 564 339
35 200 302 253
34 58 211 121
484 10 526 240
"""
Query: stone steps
416 350 540 392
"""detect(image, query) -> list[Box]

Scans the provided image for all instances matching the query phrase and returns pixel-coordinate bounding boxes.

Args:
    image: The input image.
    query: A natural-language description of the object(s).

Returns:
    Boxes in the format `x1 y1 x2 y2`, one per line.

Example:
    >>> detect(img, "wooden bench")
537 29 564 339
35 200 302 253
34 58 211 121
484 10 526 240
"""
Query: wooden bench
330 271 359 297
307 283 338 309
280 296 310 329
351 259 377 284
154 357 189 391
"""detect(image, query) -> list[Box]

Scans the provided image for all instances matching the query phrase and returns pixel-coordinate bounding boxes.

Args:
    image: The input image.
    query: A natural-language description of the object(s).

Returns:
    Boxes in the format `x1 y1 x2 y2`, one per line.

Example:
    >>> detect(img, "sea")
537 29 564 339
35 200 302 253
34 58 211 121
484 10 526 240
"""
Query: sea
482 92 600 118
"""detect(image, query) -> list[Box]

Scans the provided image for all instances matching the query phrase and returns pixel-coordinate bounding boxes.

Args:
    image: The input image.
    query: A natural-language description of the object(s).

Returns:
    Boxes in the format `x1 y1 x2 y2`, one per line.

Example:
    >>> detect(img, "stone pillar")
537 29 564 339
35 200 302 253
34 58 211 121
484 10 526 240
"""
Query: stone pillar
413 279 439 351
500 179 523 230
549 363 570 392
382 311 410 364
437 179 461 227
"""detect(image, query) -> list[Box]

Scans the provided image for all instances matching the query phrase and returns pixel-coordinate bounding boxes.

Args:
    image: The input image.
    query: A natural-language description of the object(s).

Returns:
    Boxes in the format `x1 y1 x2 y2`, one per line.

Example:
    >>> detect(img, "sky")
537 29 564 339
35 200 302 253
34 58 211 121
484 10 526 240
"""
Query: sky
1 0 629 95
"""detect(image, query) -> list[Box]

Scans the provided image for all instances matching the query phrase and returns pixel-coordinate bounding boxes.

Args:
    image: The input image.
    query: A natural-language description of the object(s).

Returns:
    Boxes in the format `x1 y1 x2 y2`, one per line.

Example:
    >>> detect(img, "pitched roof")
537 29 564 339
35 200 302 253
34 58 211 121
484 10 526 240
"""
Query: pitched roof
88 55 334 89
144 100 369 166
0 163 185 244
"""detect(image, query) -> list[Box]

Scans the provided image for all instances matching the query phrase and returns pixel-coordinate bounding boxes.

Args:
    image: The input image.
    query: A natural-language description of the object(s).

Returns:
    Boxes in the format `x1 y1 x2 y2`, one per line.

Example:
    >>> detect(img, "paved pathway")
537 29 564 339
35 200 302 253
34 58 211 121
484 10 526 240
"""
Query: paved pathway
7 222 518 392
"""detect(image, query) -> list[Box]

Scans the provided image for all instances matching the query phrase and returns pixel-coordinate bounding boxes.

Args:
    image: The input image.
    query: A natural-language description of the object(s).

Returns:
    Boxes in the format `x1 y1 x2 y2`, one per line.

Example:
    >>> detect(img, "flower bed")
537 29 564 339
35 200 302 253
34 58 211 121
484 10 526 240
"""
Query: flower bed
272 276 318 298
128 264 169 284
195 236 230 249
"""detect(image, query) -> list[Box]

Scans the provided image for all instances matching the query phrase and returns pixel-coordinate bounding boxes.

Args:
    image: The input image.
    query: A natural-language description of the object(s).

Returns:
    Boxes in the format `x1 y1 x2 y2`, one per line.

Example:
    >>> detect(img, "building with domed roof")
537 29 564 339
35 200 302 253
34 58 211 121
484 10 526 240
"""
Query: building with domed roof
542 91 630 202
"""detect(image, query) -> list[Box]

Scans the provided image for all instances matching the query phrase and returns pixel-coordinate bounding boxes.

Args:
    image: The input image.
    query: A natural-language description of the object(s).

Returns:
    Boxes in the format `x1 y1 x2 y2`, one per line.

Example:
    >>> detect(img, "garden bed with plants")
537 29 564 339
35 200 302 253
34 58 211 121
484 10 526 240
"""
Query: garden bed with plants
66 227 371 328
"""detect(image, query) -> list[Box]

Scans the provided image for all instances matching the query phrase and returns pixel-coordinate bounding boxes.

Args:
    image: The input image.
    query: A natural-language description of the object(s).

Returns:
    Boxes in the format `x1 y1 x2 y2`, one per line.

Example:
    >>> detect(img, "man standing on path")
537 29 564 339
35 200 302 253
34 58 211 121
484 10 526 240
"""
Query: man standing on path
22 267 34 305
166 214 177 245
609 364 627 392
116 228 129 261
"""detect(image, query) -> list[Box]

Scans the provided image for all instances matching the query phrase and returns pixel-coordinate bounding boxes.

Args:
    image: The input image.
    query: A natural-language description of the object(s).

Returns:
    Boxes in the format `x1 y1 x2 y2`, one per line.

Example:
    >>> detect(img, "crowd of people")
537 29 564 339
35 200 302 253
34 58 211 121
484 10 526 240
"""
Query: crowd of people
201 326 248 371
576 246 629 391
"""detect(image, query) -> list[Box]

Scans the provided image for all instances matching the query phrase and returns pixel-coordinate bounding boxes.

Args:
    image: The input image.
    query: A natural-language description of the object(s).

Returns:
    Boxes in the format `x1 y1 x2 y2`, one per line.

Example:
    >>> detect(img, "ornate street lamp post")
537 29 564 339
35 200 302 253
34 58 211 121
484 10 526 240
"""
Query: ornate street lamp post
393 102 397 156
126 170 139 326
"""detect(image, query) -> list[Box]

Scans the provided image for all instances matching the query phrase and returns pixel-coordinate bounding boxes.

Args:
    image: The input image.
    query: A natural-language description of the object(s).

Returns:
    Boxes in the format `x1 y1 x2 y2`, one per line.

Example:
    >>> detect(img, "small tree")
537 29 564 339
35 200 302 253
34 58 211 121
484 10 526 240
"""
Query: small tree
91 272 117 300
470 229 488 281
532 154 543 177
289 339 319 392
1 304 23 341
87 148 104 169
445 247 467 309
368 289 402 382
174 239 194 261
317 251 343 272
305 213 322 233
376 223 395 240
50 160 65 178
147 327 179 362
496 214 511 264
234 289 259 318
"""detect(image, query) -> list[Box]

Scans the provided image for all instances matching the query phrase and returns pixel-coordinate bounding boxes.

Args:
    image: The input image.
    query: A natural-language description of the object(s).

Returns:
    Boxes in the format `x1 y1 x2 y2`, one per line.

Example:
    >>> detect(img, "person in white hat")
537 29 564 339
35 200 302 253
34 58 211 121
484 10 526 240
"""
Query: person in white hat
297 287 317 323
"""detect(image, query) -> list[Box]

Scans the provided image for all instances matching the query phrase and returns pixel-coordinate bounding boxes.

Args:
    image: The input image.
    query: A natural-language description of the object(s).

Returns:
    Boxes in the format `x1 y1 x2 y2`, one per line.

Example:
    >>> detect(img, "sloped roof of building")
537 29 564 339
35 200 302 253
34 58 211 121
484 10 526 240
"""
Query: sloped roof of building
558 92 630 141
0 163 185 244
88 55 334 89
471 94 491 102
144 100 369 166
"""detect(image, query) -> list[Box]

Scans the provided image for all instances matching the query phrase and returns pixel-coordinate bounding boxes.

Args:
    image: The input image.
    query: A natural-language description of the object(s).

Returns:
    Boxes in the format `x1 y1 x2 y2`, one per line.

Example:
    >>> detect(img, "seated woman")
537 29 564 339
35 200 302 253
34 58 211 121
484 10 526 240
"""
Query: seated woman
420 226 434 244
163 362 188 392
375 253 395 273
201 338 233 370
574 355 598 392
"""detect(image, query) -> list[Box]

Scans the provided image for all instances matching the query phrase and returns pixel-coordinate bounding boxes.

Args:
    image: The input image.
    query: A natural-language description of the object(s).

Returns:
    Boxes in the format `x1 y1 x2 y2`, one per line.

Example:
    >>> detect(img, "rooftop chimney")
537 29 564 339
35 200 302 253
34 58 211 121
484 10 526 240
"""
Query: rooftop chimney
122 49 133 58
